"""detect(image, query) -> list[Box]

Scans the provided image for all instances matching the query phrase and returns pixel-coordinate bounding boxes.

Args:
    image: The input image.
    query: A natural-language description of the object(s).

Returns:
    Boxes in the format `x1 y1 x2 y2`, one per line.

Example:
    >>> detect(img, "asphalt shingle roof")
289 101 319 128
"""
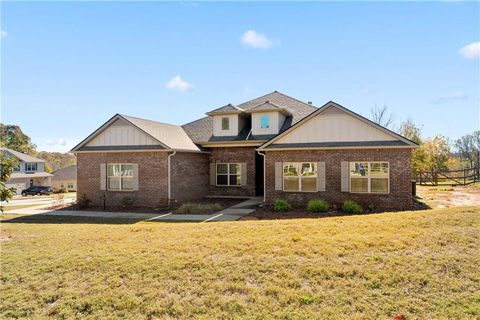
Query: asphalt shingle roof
0 148 46 163
182 91 317 143
120 115 201 152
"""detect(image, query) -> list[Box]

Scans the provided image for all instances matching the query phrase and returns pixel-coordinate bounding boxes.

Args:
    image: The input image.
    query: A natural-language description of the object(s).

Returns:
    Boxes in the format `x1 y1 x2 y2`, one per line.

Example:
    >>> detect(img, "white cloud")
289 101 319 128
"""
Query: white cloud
165 75 193 92
432 91 468 104
1 30 7 40
459 42 480 59
46 138 67 146
241 30 274 49
361 87 375 96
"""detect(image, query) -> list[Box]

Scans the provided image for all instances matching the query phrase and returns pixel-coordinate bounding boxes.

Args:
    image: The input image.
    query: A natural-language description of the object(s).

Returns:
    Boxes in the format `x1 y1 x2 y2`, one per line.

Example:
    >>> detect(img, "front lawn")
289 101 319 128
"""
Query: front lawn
1 206 479 319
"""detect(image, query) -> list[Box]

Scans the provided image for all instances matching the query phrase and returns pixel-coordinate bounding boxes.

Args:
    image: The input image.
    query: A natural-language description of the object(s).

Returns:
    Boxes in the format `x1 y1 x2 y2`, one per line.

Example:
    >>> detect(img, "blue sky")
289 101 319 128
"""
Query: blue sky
1 1 479 152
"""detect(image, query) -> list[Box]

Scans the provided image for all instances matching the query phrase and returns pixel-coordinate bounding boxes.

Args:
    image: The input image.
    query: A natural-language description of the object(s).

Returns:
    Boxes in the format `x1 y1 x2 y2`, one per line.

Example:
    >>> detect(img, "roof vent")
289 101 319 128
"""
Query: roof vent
308 101 313 105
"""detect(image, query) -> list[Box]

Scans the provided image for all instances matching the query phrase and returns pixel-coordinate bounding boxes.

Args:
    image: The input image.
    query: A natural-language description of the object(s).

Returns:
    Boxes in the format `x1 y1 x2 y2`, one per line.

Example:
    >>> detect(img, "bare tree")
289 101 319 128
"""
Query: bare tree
399 119 422 144
370 104 395 129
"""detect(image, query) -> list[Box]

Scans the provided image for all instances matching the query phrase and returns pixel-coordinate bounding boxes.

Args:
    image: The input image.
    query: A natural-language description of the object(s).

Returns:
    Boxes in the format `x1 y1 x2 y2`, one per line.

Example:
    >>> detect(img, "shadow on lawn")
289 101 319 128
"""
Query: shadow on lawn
1 214 145 225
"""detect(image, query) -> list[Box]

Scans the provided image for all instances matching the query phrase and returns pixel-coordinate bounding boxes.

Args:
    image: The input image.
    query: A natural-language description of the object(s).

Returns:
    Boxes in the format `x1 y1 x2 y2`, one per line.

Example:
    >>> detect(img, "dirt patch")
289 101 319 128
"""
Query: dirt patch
417 185 480 208
0 234 13 242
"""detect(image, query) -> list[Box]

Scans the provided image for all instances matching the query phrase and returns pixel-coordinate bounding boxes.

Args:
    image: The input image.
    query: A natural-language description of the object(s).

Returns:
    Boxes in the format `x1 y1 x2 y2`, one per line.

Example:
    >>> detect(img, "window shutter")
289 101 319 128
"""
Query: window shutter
210 163 216 186
132 163 139 191
240 163 247 185
275 162 283 191
317 161 326 192
100 163 106 190
341 161 349 192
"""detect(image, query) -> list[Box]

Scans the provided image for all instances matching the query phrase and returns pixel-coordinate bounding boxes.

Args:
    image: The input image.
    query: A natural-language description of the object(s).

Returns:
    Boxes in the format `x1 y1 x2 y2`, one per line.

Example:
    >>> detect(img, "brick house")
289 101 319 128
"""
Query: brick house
72 91 418 210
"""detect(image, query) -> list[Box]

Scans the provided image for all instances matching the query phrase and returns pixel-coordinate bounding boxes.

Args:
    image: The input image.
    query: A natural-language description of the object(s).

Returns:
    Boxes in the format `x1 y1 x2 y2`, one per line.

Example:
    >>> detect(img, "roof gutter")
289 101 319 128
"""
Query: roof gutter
167 150 177 207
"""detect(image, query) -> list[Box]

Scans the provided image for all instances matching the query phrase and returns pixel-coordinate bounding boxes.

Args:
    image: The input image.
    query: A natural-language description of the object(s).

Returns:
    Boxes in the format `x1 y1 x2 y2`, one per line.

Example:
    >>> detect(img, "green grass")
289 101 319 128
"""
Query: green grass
1 206 479 319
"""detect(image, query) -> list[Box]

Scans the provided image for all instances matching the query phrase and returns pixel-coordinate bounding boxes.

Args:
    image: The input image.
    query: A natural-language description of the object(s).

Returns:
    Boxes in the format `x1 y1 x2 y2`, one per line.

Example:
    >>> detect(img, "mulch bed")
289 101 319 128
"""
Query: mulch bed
172 198 246 214
242 206 353 220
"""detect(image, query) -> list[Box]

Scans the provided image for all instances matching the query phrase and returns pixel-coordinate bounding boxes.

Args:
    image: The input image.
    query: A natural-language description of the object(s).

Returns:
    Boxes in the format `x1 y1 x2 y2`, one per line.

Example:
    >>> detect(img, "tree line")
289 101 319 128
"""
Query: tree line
0 124 76 172
371 105 479 175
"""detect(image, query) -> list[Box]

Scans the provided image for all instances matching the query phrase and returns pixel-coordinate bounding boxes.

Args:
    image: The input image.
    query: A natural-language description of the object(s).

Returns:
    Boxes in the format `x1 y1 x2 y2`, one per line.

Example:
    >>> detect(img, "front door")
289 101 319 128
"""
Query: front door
255 152 264 196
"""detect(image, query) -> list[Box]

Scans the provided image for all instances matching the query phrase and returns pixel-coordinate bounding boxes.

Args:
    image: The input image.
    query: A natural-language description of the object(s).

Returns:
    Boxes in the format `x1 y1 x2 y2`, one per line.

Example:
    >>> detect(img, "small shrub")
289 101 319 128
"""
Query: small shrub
306 199 330 213
120 196 135 208
342 200 363 214
53 193 65 207
176 203 222 214
273 199 292 212
368 203 375 212
77 194 91 209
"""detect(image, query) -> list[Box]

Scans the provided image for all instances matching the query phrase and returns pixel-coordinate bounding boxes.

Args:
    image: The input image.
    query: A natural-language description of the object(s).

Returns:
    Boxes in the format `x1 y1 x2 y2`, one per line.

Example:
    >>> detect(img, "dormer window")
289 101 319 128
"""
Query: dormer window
261 114 270 128
25 163 37 172
221 117 230 130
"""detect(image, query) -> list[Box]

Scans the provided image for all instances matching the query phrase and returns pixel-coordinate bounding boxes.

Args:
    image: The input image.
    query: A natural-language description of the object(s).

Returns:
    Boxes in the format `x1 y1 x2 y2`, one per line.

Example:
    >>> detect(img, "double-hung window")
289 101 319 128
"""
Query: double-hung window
216 163 241 186
221 117 230 130
107 164 134 191
25 163 37 172
283 162 317 192
350 162 389 194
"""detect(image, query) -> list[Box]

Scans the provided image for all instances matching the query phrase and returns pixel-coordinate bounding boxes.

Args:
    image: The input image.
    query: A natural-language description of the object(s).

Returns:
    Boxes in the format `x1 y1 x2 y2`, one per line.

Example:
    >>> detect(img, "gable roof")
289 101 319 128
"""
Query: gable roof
258 101 419 150
71 114 201 152
52 165 77 180
0 147 46 163
206 104 244 115
245 101 293 116
182 91 317 143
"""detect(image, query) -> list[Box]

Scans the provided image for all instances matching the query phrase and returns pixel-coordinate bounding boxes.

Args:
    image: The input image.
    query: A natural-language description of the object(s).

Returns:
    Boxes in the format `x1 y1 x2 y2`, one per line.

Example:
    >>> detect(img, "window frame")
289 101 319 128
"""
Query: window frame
260 114 270 129
107 163 134 191
215 162 242 187
25 163 37 172
349 161 390 194
221 117 230 131
282 162 318 193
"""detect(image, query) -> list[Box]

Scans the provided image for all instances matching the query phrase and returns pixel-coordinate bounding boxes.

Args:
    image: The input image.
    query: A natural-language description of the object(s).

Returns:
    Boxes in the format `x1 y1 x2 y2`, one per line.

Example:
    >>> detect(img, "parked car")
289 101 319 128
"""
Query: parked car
21 186 53 196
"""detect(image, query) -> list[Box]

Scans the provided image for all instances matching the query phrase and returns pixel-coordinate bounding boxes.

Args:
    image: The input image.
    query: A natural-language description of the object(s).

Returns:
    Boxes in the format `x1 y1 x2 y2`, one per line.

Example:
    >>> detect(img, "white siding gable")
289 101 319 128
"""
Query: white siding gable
213 114 241 136
251 111 286 135
86 119 160 147
275 106 396 144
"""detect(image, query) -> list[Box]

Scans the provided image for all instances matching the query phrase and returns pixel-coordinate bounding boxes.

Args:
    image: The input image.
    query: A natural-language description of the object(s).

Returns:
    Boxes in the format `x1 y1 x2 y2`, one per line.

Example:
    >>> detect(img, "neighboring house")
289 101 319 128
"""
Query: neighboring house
72 91 418 210
1 147 53 195
52 165 77 192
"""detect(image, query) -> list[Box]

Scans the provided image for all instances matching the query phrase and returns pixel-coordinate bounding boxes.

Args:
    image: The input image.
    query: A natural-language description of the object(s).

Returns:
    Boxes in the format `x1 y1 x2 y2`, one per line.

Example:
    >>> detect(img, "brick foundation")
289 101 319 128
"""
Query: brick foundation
264 149 413 210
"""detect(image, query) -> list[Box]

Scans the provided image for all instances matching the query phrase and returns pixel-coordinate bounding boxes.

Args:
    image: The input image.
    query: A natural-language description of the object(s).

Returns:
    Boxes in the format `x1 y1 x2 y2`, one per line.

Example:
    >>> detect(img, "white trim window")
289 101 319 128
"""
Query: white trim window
25 163 37 172
283 162 317 192
350 162 389 194
261 114 270 128
221 117 230 130
107 164 134 191
216 163 241 186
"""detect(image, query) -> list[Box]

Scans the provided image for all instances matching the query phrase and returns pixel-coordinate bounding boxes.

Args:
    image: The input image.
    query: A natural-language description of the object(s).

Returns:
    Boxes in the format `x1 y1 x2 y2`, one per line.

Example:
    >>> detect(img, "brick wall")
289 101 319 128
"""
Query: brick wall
170 152 209 203
264 148 413 210
77 152 169 208
208 147 256 197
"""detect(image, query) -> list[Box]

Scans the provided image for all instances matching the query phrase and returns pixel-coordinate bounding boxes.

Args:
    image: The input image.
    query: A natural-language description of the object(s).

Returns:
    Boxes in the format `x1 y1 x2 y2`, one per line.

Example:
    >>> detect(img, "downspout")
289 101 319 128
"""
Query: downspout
257 150 266 204
167 150 177 207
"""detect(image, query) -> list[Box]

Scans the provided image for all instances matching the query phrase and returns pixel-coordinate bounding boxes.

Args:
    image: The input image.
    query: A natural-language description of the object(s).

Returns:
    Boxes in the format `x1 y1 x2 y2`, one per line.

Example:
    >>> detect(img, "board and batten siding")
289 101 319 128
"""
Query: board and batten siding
86 119 160 147
275 109 396 144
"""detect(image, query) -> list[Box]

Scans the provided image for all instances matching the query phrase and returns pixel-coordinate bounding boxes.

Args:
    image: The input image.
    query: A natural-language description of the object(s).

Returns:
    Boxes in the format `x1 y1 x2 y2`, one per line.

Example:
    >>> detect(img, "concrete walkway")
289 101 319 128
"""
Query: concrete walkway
6 197 263 223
